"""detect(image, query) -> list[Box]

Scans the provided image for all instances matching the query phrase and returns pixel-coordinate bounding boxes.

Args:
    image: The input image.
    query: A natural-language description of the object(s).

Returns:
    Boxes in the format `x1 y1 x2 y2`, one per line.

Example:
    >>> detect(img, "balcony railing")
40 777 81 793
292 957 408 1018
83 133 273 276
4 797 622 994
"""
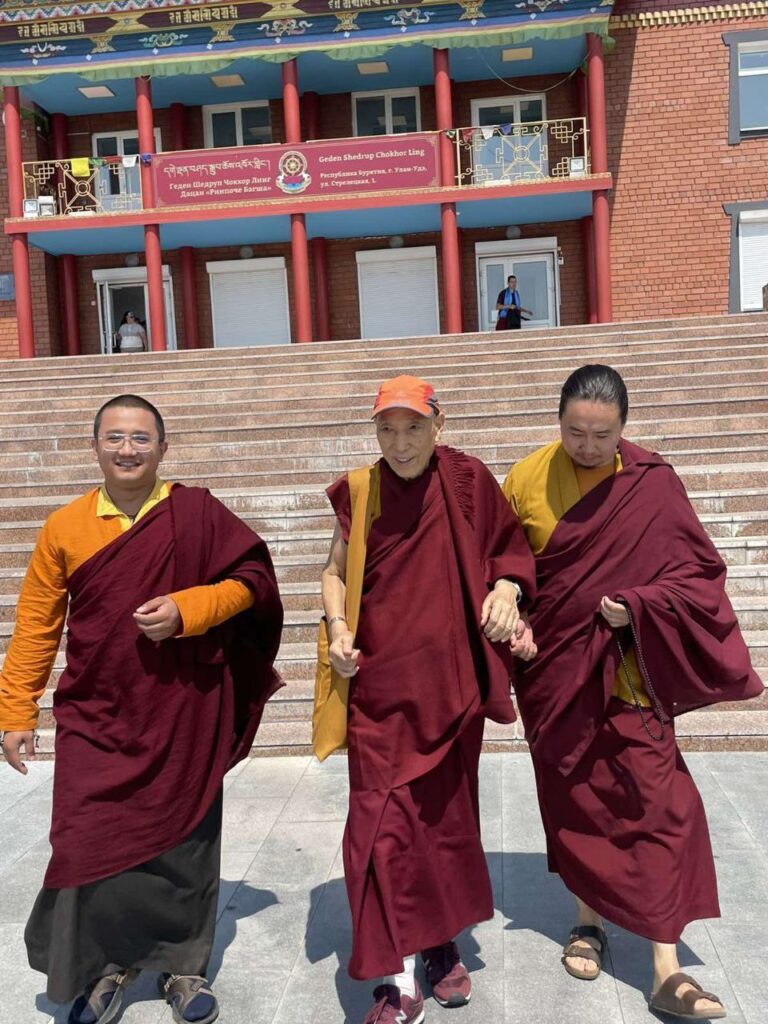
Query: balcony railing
22 157 143 217
16 118 591 220
450 117 590 187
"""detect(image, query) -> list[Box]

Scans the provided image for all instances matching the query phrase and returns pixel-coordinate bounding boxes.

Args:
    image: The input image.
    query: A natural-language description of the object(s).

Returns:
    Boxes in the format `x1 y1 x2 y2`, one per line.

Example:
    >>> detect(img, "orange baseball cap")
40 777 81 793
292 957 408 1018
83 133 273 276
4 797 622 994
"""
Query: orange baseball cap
372 375 440 418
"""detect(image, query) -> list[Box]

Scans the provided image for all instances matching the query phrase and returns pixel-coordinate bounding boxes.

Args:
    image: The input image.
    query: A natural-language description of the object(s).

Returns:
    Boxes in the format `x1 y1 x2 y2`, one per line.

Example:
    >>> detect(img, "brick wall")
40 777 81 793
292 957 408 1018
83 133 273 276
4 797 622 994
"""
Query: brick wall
606 17 768 321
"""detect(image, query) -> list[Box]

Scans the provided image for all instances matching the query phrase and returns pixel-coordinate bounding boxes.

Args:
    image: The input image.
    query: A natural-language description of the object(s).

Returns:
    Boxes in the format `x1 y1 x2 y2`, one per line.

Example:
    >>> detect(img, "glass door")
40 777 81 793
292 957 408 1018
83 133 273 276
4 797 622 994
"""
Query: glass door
478 252 557 331
470 95 547 183
92 130 160 212
96 275 177 353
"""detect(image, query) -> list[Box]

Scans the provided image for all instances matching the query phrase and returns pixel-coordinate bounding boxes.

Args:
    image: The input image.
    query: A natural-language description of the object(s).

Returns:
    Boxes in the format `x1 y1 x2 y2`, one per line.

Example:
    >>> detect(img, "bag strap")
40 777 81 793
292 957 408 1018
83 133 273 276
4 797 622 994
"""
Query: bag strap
344 464 380 638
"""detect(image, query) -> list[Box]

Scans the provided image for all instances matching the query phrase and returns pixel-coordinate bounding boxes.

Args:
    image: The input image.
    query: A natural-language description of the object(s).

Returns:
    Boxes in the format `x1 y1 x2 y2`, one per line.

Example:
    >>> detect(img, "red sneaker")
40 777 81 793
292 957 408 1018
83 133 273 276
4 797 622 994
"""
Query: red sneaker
362 983 425 1024
421 942 472 1008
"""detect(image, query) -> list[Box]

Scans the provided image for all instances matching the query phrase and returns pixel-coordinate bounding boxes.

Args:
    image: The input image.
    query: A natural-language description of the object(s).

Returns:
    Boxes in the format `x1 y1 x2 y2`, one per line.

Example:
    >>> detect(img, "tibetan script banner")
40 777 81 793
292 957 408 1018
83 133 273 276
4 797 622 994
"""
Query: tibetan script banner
152 134 440 208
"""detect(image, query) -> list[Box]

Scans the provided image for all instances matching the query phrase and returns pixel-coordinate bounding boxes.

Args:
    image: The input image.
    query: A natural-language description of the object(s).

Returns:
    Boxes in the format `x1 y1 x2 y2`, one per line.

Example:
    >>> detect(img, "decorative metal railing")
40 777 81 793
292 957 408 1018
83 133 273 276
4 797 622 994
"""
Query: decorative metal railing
450 117 590 187
21 157 143 217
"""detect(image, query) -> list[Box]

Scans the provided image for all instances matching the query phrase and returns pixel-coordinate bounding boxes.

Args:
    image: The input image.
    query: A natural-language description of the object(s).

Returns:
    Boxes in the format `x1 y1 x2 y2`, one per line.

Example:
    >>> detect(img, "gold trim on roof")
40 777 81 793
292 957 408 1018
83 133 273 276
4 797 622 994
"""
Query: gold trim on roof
611 3 768 29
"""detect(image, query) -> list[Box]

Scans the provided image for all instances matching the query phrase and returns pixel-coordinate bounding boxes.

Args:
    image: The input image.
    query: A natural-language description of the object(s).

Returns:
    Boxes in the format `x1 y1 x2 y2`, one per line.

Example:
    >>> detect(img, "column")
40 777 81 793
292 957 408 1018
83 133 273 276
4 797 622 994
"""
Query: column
135 76 166 350
302 91 320 141
310 237 330 341
433 48 463 335
282 59 312 342
586 34 612 323
51 113 83 356
581 216 598 324
3 86 35 357
168 102 199 348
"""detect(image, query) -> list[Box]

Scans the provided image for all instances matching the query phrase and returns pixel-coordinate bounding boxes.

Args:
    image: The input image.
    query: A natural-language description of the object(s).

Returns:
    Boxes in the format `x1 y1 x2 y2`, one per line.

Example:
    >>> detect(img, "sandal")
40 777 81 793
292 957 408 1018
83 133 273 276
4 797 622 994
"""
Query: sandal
649 972 726 1019
67 969 139 1024
158 974 219 1024
561 925 607 980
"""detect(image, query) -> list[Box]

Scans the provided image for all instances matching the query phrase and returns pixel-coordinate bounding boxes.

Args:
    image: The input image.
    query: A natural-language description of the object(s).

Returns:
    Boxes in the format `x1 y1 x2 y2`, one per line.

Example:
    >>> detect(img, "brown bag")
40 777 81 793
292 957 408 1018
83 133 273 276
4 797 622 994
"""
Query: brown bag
311 464 380 760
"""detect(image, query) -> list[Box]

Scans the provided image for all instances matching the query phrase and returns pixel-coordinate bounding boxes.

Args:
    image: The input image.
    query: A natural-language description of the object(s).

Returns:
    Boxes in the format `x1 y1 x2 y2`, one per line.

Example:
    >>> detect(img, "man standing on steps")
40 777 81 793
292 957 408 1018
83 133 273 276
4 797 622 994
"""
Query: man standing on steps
321 375 537 1023
0 394 283 1024
495 274 532 330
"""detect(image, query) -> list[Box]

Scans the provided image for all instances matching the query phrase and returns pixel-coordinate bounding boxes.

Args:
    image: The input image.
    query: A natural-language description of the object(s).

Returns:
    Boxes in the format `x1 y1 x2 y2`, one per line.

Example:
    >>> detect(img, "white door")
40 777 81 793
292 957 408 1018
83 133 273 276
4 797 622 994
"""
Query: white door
478 253 557 331
739 212 768 311
94 269 177 353
356 247 439 339
207 258 291 346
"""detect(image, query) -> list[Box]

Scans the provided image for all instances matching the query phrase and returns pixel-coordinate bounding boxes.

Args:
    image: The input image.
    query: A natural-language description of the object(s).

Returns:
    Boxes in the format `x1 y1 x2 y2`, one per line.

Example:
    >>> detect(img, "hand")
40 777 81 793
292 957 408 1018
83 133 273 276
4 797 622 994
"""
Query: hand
133 595 182 641
600 596 630 628
509 616 537 662
1 730 35 774
328 630 360 678
480 581 520 643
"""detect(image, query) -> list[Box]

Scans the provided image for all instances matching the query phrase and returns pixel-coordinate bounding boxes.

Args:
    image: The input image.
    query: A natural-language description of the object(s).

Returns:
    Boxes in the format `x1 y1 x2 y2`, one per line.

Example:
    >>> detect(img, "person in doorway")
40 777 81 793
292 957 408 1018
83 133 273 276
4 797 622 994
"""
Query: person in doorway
495 275 532 330
321 375 537 1024
115 310 147 353
0 394 284 1024
503 364 761 1020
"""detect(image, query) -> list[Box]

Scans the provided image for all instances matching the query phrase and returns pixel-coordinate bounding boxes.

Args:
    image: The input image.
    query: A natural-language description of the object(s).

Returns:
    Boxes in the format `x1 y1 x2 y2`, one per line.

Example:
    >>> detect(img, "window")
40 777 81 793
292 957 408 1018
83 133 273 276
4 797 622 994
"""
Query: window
724 202 768 311
203 102 272 149
738 44 768 135
724 31 768 142
91 129 161 210
352 89 420 137
469 94 548 182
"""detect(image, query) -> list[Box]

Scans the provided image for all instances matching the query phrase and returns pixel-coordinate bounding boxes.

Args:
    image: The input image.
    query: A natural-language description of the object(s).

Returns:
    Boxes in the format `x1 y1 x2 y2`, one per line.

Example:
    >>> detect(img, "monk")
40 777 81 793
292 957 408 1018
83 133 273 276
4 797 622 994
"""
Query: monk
504 364 762 1020
0 394 283 1024
321 375 537 1024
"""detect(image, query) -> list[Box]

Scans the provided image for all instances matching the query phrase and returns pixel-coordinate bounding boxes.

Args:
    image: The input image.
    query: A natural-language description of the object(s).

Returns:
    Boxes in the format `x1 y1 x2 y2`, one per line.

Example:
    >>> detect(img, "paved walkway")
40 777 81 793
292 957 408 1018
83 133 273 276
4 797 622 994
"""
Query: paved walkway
2 752 767 1024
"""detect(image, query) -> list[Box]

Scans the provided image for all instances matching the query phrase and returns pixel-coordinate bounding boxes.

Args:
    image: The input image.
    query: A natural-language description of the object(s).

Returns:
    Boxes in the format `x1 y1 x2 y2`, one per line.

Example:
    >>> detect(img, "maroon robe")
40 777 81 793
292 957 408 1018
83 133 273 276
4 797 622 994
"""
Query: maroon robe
46 485 283 889
517 440 762 941
328 446 536 979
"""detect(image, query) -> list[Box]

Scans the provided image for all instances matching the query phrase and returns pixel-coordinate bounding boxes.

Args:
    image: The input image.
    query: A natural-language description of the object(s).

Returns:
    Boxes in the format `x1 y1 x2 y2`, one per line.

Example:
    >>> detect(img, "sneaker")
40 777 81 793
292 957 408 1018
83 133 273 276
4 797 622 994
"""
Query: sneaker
362 982 425 1024
158 974 219 1024
67 969 138 1024
422 942 472 1008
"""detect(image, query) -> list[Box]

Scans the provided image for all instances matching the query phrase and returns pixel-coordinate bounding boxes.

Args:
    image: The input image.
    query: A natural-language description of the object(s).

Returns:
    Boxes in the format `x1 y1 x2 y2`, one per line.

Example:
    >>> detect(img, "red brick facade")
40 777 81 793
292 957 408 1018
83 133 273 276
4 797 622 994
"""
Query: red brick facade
0 6 766 357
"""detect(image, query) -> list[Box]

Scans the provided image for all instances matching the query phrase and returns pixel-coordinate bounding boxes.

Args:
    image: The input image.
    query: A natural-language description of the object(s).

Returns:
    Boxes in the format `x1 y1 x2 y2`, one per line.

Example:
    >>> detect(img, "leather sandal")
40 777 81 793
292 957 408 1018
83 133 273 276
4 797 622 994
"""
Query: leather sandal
561 925 607 980
158 974 219 1024
67 969 139 1024
649 972 726 1019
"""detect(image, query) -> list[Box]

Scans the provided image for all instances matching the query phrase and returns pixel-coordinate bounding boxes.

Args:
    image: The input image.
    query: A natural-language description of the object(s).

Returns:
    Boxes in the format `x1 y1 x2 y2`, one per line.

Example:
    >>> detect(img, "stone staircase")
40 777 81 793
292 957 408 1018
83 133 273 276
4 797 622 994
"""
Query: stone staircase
1 312 767 755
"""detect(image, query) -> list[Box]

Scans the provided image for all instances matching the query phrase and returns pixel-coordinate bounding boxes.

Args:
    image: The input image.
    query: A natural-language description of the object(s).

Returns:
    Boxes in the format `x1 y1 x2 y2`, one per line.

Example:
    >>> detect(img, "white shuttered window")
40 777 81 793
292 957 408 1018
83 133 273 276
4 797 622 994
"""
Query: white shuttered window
739 213 768 311
356 247 440 340
207 258 291 347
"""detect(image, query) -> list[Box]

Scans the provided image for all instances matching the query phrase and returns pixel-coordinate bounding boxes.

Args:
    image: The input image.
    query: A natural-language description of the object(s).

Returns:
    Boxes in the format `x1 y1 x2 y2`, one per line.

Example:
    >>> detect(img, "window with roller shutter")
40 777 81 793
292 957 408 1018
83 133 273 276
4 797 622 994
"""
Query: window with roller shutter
206 258 291 347
356 247 440 340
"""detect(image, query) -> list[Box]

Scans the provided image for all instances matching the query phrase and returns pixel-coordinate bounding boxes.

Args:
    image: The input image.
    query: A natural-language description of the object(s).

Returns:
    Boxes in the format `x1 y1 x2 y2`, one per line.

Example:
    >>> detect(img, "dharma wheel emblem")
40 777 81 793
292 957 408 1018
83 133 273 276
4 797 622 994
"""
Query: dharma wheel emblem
276 150 311 194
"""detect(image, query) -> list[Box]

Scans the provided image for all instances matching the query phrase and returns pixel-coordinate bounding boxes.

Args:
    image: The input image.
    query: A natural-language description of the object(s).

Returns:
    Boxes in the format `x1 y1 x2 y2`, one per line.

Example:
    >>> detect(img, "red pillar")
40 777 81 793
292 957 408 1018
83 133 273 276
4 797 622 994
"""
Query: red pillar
4 86 35 358
59 254 81 356
180 247 200 349
51 112 67 160
310 237 330 341
282 59 312 342
168 102 199 349
135 76 166 349
586 33 612 322
582 216 598 325
433 48 462 335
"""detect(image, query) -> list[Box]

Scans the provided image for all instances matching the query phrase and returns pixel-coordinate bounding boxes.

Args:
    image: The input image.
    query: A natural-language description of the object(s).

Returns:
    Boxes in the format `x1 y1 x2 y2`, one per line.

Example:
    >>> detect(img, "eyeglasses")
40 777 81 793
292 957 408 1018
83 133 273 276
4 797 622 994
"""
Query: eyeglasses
98 433 158 451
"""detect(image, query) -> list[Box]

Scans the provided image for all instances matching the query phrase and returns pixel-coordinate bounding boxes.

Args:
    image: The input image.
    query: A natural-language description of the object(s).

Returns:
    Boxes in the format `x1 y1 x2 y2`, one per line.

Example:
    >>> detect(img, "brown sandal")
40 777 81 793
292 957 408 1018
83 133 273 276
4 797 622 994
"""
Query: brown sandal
649 972 726 1019
561 925 607 980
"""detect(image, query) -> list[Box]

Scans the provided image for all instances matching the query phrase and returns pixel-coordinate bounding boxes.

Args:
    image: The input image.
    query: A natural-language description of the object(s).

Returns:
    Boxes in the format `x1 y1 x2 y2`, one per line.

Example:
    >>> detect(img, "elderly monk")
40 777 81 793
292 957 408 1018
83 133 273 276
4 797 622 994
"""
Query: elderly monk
0 394 283 1024
322 375 536 1024
504 364 762 1021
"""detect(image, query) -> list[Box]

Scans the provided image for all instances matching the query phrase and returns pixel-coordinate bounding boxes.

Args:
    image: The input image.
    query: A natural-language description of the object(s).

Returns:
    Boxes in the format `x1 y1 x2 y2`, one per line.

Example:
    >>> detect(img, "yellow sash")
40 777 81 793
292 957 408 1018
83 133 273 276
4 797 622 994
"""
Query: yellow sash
312 464 381 760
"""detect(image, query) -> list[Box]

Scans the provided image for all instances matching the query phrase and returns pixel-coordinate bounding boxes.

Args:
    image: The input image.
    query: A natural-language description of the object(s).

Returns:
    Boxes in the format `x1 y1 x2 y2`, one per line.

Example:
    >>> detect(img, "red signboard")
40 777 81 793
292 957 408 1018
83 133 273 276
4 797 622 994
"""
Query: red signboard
152 133 440 208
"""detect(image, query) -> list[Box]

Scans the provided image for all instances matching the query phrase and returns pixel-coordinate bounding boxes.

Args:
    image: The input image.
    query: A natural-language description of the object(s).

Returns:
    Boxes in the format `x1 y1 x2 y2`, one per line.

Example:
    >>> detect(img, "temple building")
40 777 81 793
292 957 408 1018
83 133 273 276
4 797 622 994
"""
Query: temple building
0 0 765 356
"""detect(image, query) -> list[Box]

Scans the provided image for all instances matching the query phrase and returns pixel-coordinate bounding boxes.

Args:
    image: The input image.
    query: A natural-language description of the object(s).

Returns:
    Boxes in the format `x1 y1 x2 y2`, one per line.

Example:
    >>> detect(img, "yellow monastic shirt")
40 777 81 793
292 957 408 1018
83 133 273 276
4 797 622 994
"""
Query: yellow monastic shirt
0 480 254 732
502 441 649 706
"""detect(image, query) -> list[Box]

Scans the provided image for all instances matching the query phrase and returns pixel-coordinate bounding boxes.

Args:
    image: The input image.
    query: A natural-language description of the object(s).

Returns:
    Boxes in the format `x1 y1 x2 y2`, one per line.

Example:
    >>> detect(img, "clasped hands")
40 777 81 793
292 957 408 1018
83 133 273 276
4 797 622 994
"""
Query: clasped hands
327 580 538 677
